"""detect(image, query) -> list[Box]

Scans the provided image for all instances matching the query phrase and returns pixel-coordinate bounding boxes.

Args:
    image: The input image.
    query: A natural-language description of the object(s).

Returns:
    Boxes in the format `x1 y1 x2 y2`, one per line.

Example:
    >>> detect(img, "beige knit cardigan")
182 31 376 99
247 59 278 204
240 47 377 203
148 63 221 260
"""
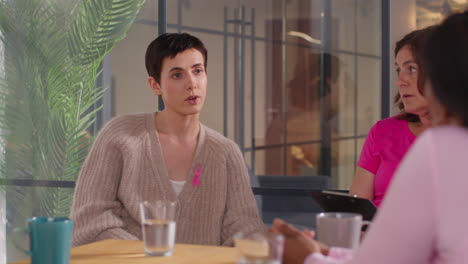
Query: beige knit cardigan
70 113 265 247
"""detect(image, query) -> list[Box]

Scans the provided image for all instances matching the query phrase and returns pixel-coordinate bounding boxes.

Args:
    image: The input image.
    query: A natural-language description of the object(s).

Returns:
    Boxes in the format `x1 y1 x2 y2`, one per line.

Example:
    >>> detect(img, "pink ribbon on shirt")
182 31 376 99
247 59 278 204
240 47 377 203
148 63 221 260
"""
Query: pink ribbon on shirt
192 164 203 187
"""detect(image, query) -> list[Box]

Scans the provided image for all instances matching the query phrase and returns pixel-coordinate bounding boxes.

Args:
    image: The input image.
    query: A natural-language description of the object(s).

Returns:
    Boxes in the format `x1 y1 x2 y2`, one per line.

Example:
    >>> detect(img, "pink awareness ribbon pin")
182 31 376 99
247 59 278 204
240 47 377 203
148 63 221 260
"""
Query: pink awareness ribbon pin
192 164 203 187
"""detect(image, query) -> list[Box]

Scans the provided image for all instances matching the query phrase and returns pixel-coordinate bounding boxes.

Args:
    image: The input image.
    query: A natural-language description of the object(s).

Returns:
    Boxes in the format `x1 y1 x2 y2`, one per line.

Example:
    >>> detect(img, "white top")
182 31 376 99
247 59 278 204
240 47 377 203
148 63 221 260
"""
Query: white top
305 126 468 264
170 180 186 196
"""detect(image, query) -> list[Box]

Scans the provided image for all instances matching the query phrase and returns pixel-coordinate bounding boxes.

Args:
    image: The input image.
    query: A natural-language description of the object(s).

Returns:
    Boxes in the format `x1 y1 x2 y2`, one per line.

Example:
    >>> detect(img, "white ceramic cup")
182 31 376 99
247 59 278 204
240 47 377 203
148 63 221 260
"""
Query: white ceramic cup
316 212 370 249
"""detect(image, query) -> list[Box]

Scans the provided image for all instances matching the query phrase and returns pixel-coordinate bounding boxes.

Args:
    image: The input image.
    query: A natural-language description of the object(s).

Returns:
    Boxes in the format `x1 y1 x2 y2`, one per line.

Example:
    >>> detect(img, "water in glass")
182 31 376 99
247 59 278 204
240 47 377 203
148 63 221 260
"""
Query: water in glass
142 219 176 256
235 232 283 264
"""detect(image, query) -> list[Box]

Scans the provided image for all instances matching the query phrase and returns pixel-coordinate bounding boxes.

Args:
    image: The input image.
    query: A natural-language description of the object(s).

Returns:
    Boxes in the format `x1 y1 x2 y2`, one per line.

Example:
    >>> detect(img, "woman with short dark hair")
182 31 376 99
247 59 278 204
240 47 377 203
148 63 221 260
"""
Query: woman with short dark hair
71 33 265 247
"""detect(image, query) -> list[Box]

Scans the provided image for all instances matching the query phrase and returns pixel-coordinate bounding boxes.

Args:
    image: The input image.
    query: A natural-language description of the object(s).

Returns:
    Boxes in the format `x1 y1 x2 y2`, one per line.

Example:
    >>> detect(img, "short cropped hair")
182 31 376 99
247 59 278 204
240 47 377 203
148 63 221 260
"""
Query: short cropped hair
145 33 208 84
423 11 468 128
394 26 435 122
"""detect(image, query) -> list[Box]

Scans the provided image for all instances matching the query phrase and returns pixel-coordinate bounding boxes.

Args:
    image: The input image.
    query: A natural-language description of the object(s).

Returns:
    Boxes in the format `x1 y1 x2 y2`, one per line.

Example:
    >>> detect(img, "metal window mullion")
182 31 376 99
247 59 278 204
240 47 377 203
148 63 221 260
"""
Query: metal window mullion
353 0 359 172
223 6 228 137
250 8 256 173
0 179 76 188
157 0 167 111
281 0 288 176
240 6 246 154
101 55 113 128
319 0 332 176
177 0 182 33
233 8 241 149
381 0 390 119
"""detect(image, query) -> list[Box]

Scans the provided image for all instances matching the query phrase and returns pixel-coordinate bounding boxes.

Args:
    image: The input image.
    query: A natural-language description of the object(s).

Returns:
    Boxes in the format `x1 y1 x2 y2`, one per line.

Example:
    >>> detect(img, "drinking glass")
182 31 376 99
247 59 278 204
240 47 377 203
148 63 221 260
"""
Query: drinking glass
234 232 284 264
139 200 177 256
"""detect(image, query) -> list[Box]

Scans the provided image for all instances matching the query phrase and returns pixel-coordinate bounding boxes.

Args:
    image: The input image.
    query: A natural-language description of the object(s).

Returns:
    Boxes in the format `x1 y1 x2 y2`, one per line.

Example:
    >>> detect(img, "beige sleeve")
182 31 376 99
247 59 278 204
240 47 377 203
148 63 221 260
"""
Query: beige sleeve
221 141 266 246
70 124 137 247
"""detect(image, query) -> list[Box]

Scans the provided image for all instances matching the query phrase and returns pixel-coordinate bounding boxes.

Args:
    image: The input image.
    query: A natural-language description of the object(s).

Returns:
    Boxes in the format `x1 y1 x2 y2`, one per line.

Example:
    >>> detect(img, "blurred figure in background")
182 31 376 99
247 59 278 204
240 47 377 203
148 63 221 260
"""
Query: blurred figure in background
265 52 340 176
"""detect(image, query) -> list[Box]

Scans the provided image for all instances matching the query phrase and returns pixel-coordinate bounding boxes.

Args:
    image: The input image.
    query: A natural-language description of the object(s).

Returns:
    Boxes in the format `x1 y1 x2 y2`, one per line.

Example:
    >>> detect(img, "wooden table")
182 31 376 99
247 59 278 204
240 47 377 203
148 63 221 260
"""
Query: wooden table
14 239 239 264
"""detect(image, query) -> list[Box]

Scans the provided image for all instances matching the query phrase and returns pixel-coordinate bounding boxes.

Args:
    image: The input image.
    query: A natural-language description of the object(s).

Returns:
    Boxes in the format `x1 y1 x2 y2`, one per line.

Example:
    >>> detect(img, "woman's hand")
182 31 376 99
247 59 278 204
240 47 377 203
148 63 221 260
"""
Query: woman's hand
302 228 330 256
270 218 329 264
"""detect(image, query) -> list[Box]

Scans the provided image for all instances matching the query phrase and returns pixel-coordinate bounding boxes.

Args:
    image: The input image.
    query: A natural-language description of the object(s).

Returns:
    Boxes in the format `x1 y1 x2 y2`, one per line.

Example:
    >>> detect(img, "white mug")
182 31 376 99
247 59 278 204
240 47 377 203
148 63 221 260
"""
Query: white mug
316 212 370 249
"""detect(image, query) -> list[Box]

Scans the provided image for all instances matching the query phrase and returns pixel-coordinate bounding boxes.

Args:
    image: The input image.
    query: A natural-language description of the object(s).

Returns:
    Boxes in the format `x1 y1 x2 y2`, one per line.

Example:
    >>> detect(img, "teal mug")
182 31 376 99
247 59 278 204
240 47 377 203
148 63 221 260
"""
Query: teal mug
13 217 73 264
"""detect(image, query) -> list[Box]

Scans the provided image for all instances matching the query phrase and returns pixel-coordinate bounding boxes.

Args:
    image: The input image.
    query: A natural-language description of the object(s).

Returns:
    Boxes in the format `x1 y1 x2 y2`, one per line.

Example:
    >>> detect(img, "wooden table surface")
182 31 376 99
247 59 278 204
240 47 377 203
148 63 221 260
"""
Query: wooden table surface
14 239 239 264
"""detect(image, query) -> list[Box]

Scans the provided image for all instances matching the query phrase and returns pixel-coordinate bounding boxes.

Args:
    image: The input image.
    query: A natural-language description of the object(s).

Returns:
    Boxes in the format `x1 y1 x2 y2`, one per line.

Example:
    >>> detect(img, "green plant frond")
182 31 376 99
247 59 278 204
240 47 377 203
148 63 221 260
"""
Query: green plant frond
4 185 33 221
52 188 74 217
68 0 145 64
39 187 74 217
1 0 144 221
45 117 69 174
2 3 68 70
46 66 104 119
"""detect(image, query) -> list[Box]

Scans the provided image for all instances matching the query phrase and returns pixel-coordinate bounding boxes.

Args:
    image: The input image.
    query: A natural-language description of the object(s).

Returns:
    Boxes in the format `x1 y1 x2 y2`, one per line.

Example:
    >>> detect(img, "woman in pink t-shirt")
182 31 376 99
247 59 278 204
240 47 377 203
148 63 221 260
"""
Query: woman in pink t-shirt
350 27 434 207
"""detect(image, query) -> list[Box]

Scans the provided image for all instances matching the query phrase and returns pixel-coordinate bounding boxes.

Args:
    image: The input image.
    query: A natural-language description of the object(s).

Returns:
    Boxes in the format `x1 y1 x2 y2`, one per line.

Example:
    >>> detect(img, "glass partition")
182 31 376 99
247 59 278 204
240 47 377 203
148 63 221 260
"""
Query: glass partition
161 0 382 190
108 1 383 191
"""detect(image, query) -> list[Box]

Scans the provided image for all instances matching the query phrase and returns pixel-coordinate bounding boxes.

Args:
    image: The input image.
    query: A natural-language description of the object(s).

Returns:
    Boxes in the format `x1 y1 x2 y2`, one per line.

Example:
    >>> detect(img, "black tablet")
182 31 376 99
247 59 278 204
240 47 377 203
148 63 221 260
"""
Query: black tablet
309 190 377 221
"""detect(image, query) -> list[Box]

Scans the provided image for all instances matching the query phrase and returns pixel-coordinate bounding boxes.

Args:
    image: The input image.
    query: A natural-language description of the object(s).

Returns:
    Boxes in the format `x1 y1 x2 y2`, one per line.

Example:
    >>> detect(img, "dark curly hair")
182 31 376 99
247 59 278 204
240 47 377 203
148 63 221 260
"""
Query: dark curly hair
423 11 468 128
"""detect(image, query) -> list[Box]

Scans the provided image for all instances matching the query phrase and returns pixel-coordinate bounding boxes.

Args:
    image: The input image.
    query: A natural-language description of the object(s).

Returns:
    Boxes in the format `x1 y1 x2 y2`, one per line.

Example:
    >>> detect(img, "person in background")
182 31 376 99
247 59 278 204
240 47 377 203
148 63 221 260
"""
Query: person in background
71 33 265 247
272 10 468 263
350 26 434 207
265 52 340 176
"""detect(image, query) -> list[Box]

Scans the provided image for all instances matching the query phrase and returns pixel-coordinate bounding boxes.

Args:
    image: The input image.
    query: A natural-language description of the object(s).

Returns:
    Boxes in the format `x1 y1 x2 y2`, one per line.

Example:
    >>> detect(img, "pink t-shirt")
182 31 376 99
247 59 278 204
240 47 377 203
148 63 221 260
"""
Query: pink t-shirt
306 126 468 264
357 116 416 207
